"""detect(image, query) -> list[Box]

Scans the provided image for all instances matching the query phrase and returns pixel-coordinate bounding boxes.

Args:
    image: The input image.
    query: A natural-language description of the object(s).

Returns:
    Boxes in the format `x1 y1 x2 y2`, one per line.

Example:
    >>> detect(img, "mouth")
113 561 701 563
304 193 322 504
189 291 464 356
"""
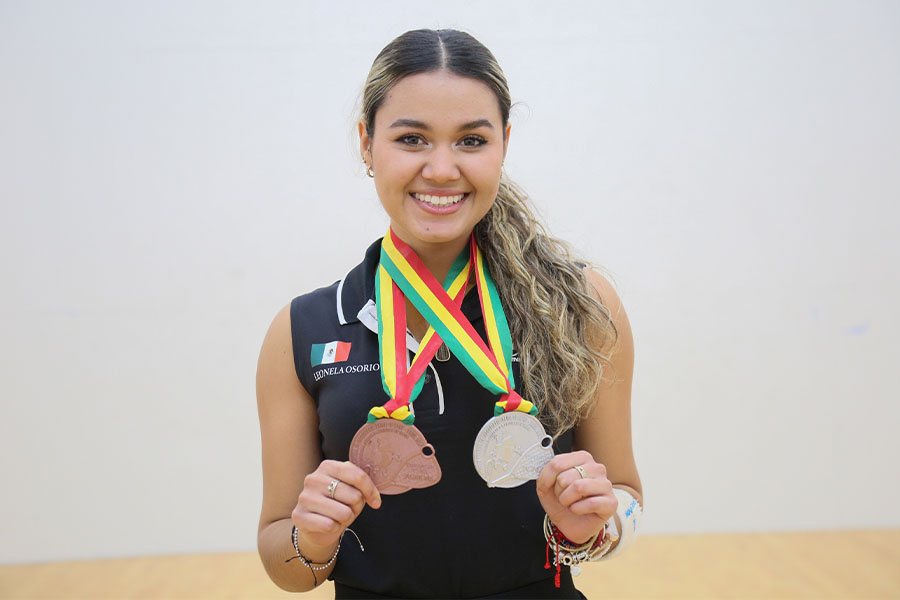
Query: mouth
411 192 468 208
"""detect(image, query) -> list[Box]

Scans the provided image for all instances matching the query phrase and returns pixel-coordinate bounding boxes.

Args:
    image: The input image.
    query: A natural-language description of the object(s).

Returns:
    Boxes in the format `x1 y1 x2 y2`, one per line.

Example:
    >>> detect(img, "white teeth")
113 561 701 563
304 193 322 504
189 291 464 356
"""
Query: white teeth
414 193 465 207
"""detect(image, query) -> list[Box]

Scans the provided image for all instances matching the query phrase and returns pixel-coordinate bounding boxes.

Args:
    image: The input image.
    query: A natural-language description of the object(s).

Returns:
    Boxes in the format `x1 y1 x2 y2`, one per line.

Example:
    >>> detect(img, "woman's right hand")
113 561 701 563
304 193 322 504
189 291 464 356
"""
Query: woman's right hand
291 459 382 558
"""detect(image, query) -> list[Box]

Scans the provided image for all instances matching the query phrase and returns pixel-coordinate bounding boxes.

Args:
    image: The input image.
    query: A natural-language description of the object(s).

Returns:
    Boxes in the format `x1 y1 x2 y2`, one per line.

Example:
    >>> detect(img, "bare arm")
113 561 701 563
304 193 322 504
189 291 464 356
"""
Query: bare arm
574 269 642 546
575 269 641 500
256 304 326 591
536 268 642 546
256 304 380 592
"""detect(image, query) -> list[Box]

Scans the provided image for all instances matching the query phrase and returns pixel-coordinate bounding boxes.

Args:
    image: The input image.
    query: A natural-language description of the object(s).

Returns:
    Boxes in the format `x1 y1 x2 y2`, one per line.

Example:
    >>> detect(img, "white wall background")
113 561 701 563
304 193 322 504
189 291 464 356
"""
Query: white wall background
2 0 898 564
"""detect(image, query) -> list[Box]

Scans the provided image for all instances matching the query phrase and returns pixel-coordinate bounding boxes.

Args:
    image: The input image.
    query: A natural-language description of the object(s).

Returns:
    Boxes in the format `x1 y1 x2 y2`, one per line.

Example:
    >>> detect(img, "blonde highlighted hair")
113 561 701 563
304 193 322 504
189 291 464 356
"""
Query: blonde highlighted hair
361 29 617 436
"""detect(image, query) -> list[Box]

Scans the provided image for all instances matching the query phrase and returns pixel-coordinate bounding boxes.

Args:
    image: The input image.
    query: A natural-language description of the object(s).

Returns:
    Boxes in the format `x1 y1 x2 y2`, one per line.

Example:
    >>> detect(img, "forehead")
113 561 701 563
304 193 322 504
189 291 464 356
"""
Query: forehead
374 71 503 129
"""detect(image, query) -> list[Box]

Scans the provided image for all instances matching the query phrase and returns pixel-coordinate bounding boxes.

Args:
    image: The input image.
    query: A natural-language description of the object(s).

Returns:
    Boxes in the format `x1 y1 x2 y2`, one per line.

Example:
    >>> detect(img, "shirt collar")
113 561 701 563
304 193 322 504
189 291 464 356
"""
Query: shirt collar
336 238 381 326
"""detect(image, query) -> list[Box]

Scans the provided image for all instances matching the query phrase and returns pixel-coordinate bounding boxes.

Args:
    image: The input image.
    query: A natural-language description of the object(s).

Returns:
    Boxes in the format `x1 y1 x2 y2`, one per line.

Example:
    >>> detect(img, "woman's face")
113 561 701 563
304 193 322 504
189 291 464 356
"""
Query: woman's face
359 70 510 254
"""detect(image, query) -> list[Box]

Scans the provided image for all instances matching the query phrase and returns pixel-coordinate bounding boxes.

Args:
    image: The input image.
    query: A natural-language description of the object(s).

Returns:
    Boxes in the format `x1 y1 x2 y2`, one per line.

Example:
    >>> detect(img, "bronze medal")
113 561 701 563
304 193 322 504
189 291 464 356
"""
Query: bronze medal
472 411 553 488
349 419 441 495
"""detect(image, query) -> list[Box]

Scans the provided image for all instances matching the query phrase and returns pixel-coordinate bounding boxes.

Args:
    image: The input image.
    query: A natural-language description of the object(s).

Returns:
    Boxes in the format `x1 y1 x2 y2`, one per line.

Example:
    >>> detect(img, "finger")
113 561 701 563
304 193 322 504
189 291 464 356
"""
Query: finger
537 450 595 493
557 477 613 509
334 461 382 509
567 493 618 518
311 460 381 510
301 488 358 529
330 479 366 516
555 462 610 499
292 507 345 536
553 468 586 498
554 464 611 500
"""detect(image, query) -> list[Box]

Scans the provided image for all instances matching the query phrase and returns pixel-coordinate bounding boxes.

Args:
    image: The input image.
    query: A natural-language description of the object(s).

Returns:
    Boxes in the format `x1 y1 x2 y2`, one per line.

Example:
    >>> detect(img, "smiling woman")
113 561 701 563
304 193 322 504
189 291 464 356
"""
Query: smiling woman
256 28 642 599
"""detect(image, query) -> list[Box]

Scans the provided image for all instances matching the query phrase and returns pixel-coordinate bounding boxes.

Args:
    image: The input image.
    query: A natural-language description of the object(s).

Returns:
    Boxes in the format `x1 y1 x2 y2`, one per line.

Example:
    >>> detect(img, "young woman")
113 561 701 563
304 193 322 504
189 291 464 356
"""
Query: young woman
256 29 642 599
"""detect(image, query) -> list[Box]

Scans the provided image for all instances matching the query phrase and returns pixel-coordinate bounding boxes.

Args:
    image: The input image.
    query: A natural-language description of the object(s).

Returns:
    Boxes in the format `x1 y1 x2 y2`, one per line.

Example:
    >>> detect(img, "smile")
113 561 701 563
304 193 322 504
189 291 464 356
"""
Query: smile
412 192 467 207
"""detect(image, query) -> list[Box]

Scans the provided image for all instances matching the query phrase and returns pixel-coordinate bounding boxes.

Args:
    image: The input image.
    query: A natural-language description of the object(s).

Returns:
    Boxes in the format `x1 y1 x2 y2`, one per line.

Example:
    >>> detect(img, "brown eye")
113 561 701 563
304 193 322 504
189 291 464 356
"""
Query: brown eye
460 135 487 148
398 134 426 146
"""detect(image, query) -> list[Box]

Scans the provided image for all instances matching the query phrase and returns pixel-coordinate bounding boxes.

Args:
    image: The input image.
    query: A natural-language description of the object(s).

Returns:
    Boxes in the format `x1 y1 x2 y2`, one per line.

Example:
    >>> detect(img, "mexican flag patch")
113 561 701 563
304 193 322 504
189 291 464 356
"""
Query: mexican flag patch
310 341 351 367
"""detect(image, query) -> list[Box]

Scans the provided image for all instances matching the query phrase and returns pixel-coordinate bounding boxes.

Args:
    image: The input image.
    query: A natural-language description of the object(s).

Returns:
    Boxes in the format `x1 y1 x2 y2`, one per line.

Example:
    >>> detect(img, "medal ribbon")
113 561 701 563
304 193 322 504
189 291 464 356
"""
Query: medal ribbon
380 228 537 418
370 244 470 424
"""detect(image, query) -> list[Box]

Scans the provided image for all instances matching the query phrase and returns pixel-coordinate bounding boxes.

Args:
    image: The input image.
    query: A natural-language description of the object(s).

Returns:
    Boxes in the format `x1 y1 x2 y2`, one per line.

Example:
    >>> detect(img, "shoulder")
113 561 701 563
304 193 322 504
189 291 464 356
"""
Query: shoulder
254 283 342 363
290 280 342 326
256 302 302 402
581 266 633 360
581 267 623 317
290 237 381 329
261 280 341 344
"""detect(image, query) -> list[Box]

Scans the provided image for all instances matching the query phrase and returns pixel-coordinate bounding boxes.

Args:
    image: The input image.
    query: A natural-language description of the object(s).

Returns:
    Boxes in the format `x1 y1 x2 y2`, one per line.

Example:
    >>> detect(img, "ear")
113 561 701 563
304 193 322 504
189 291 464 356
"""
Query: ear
358 120 371 164
502 122 511 161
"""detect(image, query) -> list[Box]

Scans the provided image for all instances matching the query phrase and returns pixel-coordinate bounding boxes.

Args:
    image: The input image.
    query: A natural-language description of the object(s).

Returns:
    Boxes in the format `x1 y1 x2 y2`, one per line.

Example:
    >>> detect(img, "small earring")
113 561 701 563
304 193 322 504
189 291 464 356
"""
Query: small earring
366 165 374 178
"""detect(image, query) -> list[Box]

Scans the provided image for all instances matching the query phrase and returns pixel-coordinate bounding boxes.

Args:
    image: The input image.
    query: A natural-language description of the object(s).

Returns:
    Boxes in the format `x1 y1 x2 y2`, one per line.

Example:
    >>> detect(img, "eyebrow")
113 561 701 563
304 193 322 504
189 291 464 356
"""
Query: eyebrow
389 118 495 131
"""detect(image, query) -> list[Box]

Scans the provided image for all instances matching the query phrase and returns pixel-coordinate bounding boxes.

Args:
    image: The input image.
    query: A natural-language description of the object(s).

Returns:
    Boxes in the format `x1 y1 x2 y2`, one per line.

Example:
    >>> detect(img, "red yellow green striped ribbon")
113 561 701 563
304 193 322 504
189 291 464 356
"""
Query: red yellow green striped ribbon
370 242 470 424
379 229 537 419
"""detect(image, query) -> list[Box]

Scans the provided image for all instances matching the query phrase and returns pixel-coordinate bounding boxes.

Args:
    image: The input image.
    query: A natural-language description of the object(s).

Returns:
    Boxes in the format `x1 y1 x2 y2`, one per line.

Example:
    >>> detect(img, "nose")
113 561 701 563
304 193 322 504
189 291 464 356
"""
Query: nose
422 146 460 183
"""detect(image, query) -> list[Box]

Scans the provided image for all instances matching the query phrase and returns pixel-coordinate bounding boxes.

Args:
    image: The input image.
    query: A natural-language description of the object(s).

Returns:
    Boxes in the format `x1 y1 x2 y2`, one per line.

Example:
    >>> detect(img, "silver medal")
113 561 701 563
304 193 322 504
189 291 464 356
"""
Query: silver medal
472 411 554 487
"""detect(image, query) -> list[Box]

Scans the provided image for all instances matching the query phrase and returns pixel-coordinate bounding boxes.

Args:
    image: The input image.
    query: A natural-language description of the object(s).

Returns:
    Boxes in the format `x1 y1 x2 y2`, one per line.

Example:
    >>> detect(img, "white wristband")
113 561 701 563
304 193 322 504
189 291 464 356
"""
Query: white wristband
600 487 642 560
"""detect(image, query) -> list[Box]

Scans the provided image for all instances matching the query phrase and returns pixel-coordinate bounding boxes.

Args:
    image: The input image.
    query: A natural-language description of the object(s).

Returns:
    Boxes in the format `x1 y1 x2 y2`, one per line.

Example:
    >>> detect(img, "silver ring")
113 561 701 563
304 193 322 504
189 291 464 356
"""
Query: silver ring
573 465 587 479
327 479 340 499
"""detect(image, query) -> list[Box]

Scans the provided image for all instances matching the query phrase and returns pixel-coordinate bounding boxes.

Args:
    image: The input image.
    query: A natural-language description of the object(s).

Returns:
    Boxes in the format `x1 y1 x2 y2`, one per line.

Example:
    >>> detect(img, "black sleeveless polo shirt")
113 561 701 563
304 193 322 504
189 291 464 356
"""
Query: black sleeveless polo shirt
290 239 580 599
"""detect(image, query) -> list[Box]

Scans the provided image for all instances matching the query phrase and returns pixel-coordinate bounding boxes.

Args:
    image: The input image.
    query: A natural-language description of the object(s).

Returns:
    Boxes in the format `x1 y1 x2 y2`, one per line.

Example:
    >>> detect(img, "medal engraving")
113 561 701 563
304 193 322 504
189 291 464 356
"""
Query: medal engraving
473 411 554 488
349 419 441 495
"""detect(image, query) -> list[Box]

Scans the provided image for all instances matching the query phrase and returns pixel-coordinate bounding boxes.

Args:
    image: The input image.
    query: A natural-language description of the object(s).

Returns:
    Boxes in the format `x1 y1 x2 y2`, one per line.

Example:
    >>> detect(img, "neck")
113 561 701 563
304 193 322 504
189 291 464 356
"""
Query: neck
387 228 475 341
392 231 471 284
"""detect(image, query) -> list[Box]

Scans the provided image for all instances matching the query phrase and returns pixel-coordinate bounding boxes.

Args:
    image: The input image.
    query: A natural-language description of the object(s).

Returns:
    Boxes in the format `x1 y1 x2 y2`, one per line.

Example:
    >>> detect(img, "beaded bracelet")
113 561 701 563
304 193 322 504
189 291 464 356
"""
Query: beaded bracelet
285 526 364 587
543 515 613 587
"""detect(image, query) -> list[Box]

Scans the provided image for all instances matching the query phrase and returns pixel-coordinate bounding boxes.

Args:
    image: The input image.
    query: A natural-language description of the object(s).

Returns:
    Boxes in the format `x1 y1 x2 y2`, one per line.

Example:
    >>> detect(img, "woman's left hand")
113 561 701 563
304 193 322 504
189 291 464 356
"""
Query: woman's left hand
536 450 618 543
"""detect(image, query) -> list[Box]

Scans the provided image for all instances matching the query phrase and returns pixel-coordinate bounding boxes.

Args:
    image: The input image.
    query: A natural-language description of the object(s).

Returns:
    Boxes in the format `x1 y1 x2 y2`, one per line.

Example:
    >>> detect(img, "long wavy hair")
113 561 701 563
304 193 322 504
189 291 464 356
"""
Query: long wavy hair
360 29 617 436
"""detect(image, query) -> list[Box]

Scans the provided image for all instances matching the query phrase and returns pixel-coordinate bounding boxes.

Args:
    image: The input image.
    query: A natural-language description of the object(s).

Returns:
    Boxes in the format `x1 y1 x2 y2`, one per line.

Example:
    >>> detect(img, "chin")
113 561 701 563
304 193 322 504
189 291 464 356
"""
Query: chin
411 226 472 246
